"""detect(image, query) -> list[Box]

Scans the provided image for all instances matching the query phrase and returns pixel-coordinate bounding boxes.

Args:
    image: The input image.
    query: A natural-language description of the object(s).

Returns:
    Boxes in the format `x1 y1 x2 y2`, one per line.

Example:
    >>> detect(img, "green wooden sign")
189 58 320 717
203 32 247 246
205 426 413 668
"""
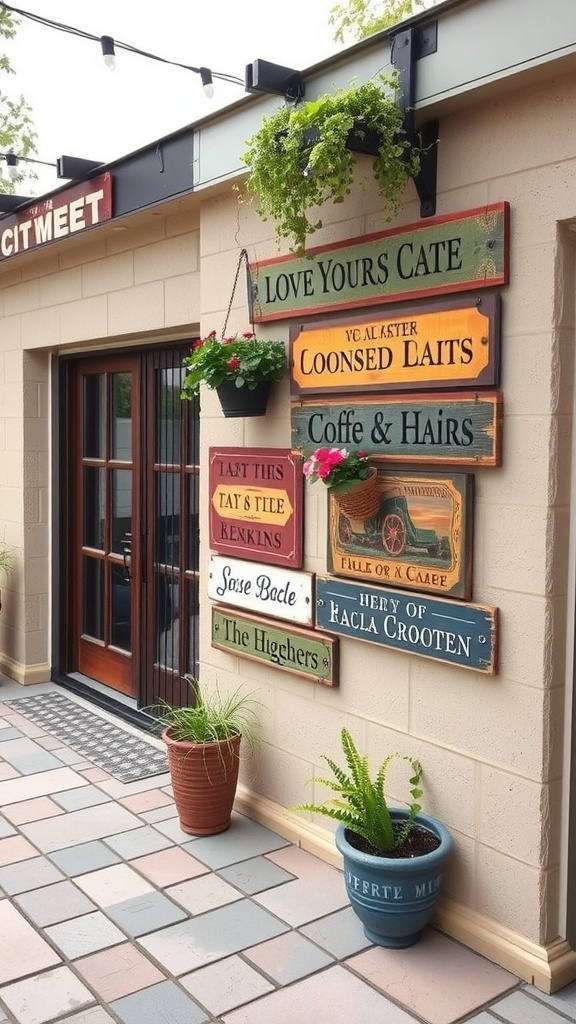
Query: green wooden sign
292 391 503 467
249 203 509 321
211 606 338 686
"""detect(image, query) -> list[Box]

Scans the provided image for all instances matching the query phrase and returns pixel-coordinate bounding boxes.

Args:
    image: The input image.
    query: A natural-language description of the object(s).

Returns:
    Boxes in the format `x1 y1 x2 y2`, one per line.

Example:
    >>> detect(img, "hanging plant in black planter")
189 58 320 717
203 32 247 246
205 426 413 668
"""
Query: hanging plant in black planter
180 329 287 418
241 73 421 254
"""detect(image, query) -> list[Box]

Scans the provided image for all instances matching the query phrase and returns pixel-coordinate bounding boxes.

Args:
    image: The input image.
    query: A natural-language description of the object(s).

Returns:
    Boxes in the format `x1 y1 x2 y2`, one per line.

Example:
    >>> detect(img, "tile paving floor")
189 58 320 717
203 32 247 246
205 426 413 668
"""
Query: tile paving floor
2 680 576 1024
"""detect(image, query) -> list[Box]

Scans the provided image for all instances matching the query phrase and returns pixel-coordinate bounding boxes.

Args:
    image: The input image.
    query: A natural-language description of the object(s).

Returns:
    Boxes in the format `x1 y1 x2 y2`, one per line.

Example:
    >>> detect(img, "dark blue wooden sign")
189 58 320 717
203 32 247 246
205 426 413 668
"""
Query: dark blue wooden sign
315 576 498 674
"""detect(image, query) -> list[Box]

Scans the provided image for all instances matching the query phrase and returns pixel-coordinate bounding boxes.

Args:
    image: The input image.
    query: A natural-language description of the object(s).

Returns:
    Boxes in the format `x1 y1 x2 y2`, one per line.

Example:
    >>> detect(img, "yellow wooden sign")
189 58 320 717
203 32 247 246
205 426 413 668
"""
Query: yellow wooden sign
291 296 500 395
212 485 293 526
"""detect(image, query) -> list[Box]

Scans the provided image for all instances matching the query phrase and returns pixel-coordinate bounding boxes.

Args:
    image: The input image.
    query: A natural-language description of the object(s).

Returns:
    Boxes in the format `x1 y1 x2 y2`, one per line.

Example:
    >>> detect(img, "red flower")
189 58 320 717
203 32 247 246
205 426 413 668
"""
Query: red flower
227 356 241 370
242 332 255 339
191 339 204 350
222 336 236 344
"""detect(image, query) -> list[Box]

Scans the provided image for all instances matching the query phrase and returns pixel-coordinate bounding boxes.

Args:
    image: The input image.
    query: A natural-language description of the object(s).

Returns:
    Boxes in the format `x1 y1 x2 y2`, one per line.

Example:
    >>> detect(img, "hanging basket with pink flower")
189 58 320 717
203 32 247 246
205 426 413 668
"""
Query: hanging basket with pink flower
180 330 287 417
303 447 380 518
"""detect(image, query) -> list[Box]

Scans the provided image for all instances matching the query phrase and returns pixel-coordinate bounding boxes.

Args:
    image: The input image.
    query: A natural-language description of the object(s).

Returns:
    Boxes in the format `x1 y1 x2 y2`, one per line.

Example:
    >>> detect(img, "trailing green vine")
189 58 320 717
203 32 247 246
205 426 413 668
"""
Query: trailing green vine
241 74 420 254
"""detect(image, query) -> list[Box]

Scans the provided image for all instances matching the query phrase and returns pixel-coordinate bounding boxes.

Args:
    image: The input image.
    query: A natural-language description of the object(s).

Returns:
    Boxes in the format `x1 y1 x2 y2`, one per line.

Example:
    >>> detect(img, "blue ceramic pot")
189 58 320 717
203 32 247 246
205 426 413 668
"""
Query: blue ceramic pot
335 809 452 948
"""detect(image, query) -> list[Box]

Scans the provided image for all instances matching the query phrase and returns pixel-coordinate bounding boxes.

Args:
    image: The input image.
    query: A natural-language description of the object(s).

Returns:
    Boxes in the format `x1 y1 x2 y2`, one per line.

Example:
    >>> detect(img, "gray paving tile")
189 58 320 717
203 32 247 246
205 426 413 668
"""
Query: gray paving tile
61 1009 115 1024
52 786 111 811
483 990 570 1022
301 906 372 958
48 840 121 876
138 899 290 974
104 825 172 859
106 891 187 937
0 856 64 895
0 737 63 774
218 854 295 894
0 815 16 838
140 805 179 824
153 817 201 844
20 803 141 852
14 879 96 926
110 980 208 1024
244 931 334 984
524 982 576 1015
176 813 290 869
51 747 88 766
0 727 24 741
45 911 126 958
465 1015 499 1023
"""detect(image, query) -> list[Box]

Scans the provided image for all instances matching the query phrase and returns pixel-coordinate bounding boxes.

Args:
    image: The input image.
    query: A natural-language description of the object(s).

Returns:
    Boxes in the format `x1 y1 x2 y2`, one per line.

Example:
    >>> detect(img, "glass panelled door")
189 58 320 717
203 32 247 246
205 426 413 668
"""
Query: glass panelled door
66 347 200 706
72 358 141 696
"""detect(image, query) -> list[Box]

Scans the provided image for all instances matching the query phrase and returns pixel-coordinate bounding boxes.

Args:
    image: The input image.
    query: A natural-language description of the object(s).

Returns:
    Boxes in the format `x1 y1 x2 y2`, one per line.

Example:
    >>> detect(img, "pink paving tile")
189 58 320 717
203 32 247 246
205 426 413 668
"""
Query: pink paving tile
346 928 519 1024
0 835 38 866
0 903 61 984
0 763 19 780
131 847 209 887
266 844 341 879
222 964 415 1024
0 965 93 1024
180 955 274 1016
74 864 154 906
3 796 65 825
0 767 87 806
118 790 173 813
77 767 112 783
166 873 243 915
75 942 165 1001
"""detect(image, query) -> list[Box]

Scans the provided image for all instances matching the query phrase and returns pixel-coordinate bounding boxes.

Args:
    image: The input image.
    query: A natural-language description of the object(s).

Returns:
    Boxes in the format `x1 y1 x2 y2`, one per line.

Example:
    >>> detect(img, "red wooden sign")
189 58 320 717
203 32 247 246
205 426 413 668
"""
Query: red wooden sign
0 173 112 261
209 447 304 567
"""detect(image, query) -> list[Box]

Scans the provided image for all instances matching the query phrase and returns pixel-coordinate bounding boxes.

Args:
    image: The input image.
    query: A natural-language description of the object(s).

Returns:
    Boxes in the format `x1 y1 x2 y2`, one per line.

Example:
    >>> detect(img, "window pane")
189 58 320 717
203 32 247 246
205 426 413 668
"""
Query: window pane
187 577 199 676
83 467 105 549
83 374 105 458
111 469 132 554
111 372 132 460
82 557 104 639
155 572 178 669
156 367 183 465
155 473 180 568
111 564 131 651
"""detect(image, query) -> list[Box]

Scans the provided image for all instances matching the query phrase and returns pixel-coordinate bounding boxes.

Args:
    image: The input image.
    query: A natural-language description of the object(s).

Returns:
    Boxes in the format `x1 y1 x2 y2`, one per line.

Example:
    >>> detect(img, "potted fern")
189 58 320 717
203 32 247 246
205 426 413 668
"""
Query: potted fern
152 677 260 836
241 74 420 254
297 728 452 948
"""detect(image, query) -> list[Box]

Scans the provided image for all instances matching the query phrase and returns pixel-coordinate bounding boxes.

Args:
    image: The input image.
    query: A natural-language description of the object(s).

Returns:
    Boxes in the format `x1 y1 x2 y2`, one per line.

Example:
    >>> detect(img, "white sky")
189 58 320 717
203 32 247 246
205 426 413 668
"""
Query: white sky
6 0 342 196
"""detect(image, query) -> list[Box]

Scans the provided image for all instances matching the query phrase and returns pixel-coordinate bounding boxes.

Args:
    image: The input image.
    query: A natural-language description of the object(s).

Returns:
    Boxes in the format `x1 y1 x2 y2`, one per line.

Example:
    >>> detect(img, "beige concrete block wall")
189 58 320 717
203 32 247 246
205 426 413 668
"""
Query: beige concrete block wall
198 71 576 952
0 201 202 682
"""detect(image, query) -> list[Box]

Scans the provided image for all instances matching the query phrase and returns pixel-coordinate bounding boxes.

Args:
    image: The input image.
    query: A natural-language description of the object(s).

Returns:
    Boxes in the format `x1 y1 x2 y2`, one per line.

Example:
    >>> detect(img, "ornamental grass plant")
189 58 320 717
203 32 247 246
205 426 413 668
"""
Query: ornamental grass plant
151 676 260 747
181 330 287 398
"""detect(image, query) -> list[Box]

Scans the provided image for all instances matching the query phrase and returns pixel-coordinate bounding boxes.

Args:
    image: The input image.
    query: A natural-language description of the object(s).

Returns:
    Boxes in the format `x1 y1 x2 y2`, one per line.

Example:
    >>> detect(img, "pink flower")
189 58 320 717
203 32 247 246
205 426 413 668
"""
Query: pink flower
227 356 240 370
222 336 235 344
191 339 204 350
207 330 217 339
242 331 255 339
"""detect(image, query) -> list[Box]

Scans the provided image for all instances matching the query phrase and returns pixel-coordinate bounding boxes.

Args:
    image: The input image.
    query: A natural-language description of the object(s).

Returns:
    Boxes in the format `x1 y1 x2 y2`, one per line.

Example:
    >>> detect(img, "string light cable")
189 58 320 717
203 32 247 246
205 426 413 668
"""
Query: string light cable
0 1 245 92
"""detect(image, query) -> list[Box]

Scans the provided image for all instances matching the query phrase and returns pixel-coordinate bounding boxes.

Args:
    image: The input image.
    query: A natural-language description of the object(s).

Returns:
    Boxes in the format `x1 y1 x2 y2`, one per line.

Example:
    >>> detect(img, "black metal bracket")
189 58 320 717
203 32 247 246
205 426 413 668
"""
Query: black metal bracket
391 23 438 218
56 156 104 180
245 59 305 103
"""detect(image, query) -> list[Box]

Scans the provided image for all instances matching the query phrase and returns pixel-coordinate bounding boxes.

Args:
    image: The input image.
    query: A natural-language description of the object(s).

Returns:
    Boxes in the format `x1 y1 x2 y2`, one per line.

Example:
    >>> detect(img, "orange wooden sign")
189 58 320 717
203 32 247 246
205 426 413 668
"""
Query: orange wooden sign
291 295 500 395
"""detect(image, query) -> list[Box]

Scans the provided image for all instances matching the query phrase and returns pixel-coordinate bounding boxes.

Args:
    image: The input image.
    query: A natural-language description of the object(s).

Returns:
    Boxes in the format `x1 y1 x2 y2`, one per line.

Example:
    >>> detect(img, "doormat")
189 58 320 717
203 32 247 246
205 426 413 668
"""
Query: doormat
4 693 169 784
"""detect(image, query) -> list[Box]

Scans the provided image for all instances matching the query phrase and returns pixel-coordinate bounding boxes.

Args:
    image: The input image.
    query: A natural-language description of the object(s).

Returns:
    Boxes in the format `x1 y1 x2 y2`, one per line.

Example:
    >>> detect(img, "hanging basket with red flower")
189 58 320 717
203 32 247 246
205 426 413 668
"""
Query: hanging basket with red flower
181 330 287 417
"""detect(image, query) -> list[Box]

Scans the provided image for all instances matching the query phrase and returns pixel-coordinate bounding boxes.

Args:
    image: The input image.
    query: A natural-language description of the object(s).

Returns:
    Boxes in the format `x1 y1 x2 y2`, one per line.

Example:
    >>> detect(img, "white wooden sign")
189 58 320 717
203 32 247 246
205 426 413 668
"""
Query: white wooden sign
208 555 314 625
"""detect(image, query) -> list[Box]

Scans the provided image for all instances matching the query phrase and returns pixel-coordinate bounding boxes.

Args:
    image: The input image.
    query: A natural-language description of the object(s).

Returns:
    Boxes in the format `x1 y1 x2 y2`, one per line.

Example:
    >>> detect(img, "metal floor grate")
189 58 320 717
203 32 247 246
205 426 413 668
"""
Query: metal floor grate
4 692 168 784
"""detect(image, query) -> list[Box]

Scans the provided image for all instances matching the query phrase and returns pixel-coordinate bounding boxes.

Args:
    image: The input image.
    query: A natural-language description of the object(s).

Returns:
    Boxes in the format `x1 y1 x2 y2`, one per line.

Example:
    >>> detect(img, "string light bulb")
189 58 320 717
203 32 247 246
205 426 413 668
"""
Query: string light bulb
100 35 116 71
200 67 214 99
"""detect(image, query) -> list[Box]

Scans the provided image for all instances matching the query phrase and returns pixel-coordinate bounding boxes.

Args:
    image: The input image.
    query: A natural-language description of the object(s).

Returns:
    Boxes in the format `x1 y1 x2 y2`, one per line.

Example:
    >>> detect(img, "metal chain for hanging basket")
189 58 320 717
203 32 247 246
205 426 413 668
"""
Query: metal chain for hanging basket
221 248 254 340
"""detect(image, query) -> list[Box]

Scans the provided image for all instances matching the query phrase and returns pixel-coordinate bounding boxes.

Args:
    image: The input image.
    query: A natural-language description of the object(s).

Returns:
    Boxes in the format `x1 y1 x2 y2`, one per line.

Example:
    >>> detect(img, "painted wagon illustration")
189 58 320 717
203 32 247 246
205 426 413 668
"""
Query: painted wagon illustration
337 483 442 558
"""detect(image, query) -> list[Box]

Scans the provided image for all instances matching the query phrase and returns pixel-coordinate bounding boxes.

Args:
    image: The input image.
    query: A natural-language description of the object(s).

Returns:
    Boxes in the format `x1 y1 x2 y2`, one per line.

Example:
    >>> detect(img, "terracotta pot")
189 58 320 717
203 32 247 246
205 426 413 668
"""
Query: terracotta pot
332 467 380 519
162 727 241 836
216 380 272 417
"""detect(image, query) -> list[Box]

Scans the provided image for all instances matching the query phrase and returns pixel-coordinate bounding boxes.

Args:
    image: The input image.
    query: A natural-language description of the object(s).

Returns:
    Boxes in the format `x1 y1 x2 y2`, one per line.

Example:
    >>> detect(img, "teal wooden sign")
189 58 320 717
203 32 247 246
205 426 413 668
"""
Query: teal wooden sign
292 392 503 467
249 203 509 322
315 576 498 674
211 606 339 686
